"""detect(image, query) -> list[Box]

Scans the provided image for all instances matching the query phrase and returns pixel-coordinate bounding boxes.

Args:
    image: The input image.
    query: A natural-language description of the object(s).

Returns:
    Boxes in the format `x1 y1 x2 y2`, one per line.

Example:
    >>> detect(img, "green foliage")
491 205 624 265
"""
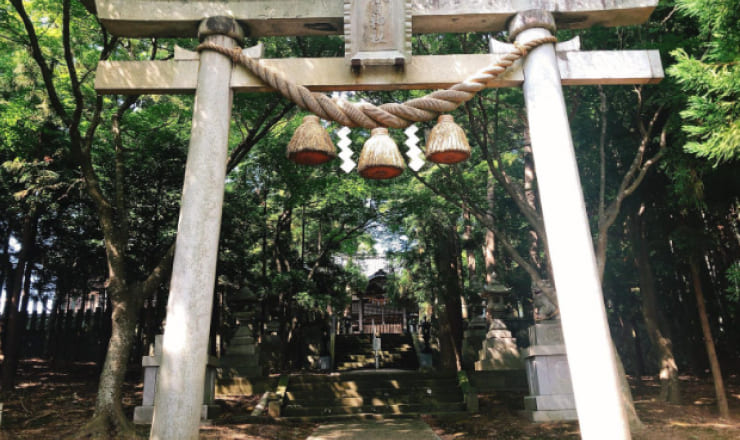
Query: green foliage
726 261 740 303
668 0 740 164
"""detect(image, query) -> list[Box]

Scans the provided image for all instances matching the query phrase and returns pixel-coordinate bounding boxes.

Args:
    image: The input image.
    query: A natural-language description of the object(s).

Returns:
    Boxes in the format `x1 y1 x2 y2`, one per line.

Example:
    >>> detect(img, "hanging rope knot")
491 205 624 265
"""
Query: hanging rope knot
195 37 556 129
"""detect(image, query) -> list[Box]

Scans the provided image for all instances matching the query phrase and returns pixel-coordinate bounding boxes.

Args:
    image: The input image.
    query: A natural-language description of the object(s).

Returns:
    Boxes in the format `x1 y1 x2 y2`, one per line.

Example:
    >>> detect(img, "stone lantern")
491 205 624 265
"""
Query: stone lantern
474 280 523 372
482 280 512 328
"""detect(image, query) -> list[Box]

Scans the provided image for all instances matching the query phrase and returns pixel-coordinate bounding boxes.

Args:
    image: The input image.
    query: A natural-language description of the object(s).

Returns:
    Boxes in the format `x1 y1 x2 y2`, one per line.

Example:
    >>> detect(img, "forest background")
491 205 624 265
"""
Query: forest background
0 0 738 438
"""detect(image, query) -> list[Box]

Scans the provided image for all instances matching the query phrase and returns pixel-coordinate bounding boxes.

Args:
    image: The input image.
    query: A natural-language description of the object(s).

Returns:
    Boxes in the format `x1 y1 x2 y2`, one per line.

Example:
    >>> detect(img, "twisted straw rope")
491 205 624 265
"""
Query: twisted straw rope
196 36 557 129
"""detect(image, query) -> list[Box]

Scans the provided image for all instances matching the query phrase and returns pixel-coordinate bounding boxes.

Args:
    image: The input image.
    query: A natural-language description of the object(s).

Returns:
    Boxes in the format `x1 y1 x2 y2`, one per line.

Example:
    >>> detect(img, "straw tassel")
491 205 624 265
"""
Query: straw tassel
357 128 405 179
425 114 471 164
286 115 337 165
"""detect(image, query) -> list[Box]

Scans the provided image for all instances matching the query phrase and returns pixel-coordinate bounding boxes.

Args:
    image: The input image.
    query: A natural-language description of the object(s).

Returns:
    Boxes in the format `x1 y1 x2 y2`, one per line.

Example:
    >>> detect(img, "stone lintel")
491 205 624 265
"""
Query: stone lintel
95 0 658 38
95 50 663 95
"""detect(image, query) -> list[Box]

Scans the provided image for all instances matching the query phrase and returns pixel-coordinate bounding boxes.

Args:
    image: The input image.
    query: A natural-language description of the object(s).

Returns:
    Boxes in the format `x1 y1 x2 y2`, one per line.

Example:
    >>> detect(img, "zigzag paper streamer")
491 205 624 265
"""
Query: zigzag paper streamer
404 124 424 171
337 126 355 173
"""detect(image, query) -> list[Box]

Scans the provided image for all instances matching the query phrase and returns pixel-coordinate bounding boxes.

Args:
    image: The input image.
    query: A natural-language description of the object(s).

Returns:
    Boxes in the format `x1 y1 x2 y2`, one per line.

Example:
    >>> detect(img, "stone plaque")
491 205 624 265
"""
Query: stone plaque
344 0 412 67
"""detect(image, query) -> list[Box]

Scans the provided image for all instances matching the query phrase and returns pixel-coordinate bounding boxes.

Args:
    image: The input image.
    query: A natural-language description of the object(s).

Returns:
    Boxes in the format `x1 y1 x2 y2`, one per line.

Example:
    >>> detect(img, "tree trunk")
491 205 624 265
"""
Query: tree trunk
523 144 543 271
689 258 730 419
75 283 142 439
483 177 496 285
0 236 9 328
615 348 644 432
462 209 476 319
631 213 680 403
1 213 36 392
433 224 464 371
630 317 646 378
20 261 34 317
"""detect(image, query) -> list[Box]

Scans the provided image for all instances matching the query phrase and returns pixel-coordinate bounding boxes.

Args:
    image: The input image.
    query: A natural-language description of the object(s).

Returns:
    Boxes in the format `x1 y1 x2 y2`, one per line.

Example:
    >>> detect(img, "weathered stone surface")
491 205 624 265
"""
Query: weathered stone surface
524 394 576 411
525 352 573 395
475 356 522 371
523 408 578 422
215 374 275 396
222 355 261 369
522 344 569 357
344 0 412 66
95 50 663 95
475 319 523 371
227 344 258 356
481 337 517 352
488 318 508 330
528 321 565 346
462 327 487 368
469 370 528 392
475 346 522 370
521 323 577 422
135 336 221 424
133 404 219 425
95 0 658 38
142 367 157 406
467 315 489 330
486 329 513 339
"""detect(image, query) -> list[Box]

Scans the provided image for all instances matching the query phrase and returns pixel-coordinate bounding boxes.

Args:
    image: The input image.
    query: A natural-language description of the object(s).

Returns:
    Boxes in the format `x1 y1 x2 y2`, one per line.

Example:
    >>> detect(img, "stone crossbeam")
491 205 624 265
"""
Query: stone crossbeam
95 0 658 38
95 50 663 95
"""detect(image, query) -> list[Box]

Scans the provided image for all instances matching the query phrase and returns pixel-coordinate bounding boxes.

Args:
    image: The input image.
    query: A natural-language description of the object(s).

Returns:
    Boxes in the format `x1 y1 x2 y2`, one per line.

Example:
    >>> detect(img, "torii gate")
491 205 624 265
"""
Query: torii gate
93 1 663 439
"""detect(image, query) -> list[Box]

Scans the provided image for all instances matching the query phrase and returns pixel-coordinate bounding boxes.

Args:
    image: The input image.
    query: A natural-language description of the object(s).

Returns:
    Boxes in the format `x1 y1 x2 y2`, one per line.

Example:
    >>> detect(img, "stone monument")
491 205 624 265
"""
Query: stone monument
216 288 265 394
215 311 264 393
521 319 577 422
134 335 219 424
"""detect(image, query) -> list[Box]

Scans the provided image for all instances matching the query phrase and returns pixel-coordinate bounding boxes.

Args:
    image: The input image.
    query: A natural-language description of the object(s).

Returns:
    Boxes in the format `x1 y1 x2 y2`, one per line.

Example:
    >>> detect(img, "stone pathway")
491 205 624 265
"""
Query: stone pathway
306 419 441 440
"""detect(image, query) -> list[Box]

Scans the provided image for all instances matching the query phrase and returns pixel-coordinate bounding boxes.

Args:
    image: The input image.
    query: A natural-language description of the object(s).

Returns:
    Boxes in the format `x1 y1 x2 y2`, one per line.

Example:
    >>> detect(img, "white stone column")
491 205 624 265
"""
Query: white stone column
150 17 243 440
511 10 630 440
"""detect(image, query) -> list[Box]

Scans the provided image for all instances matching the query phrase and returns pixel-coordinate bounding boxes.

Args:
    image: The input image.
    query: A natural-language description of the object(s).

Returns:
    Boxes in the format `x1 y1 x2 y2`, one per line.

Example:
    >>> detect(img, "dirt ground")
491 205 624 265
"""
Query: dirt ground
0 359 738 439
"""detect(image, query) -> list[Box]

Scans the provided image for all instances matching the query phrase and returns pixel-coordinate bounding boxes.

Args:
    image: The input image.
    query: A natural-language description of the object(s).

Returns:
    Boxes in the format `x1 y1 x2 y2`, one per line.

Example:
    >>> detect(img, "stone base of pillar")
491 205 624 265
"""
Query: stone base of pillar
520 321 577 422
134 404 220 425
134 335 220 424
522 407 578 422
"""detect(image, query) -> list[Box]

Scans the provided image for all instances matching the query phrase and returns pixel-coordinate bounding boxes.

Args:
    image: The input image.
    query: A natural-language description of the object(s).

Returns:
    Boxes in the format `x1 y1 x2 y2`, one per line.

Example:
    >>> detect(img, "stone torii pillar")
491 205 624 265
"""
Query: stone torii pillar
511 10 628 438
149 17 243 440
92 2 663 439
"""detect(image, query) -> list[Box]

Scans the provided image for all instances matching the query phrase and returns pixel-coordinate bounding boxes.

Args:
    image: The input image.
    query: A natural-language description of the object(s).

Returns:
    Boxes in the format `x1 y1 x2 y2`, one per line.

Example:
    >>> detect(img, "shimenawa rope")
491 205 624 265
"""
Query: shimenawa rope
196 37 557 129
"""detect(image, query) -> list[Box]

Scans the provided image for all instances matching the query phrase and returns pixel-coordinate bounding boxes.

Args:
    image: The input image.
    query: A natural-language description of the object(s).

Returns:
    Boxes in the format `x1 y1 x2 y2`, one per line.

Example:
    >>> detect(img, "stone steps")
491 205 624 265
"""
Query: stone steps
283 401 467 418
334 334 418 371
285 392 464 407
281 371 465 419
